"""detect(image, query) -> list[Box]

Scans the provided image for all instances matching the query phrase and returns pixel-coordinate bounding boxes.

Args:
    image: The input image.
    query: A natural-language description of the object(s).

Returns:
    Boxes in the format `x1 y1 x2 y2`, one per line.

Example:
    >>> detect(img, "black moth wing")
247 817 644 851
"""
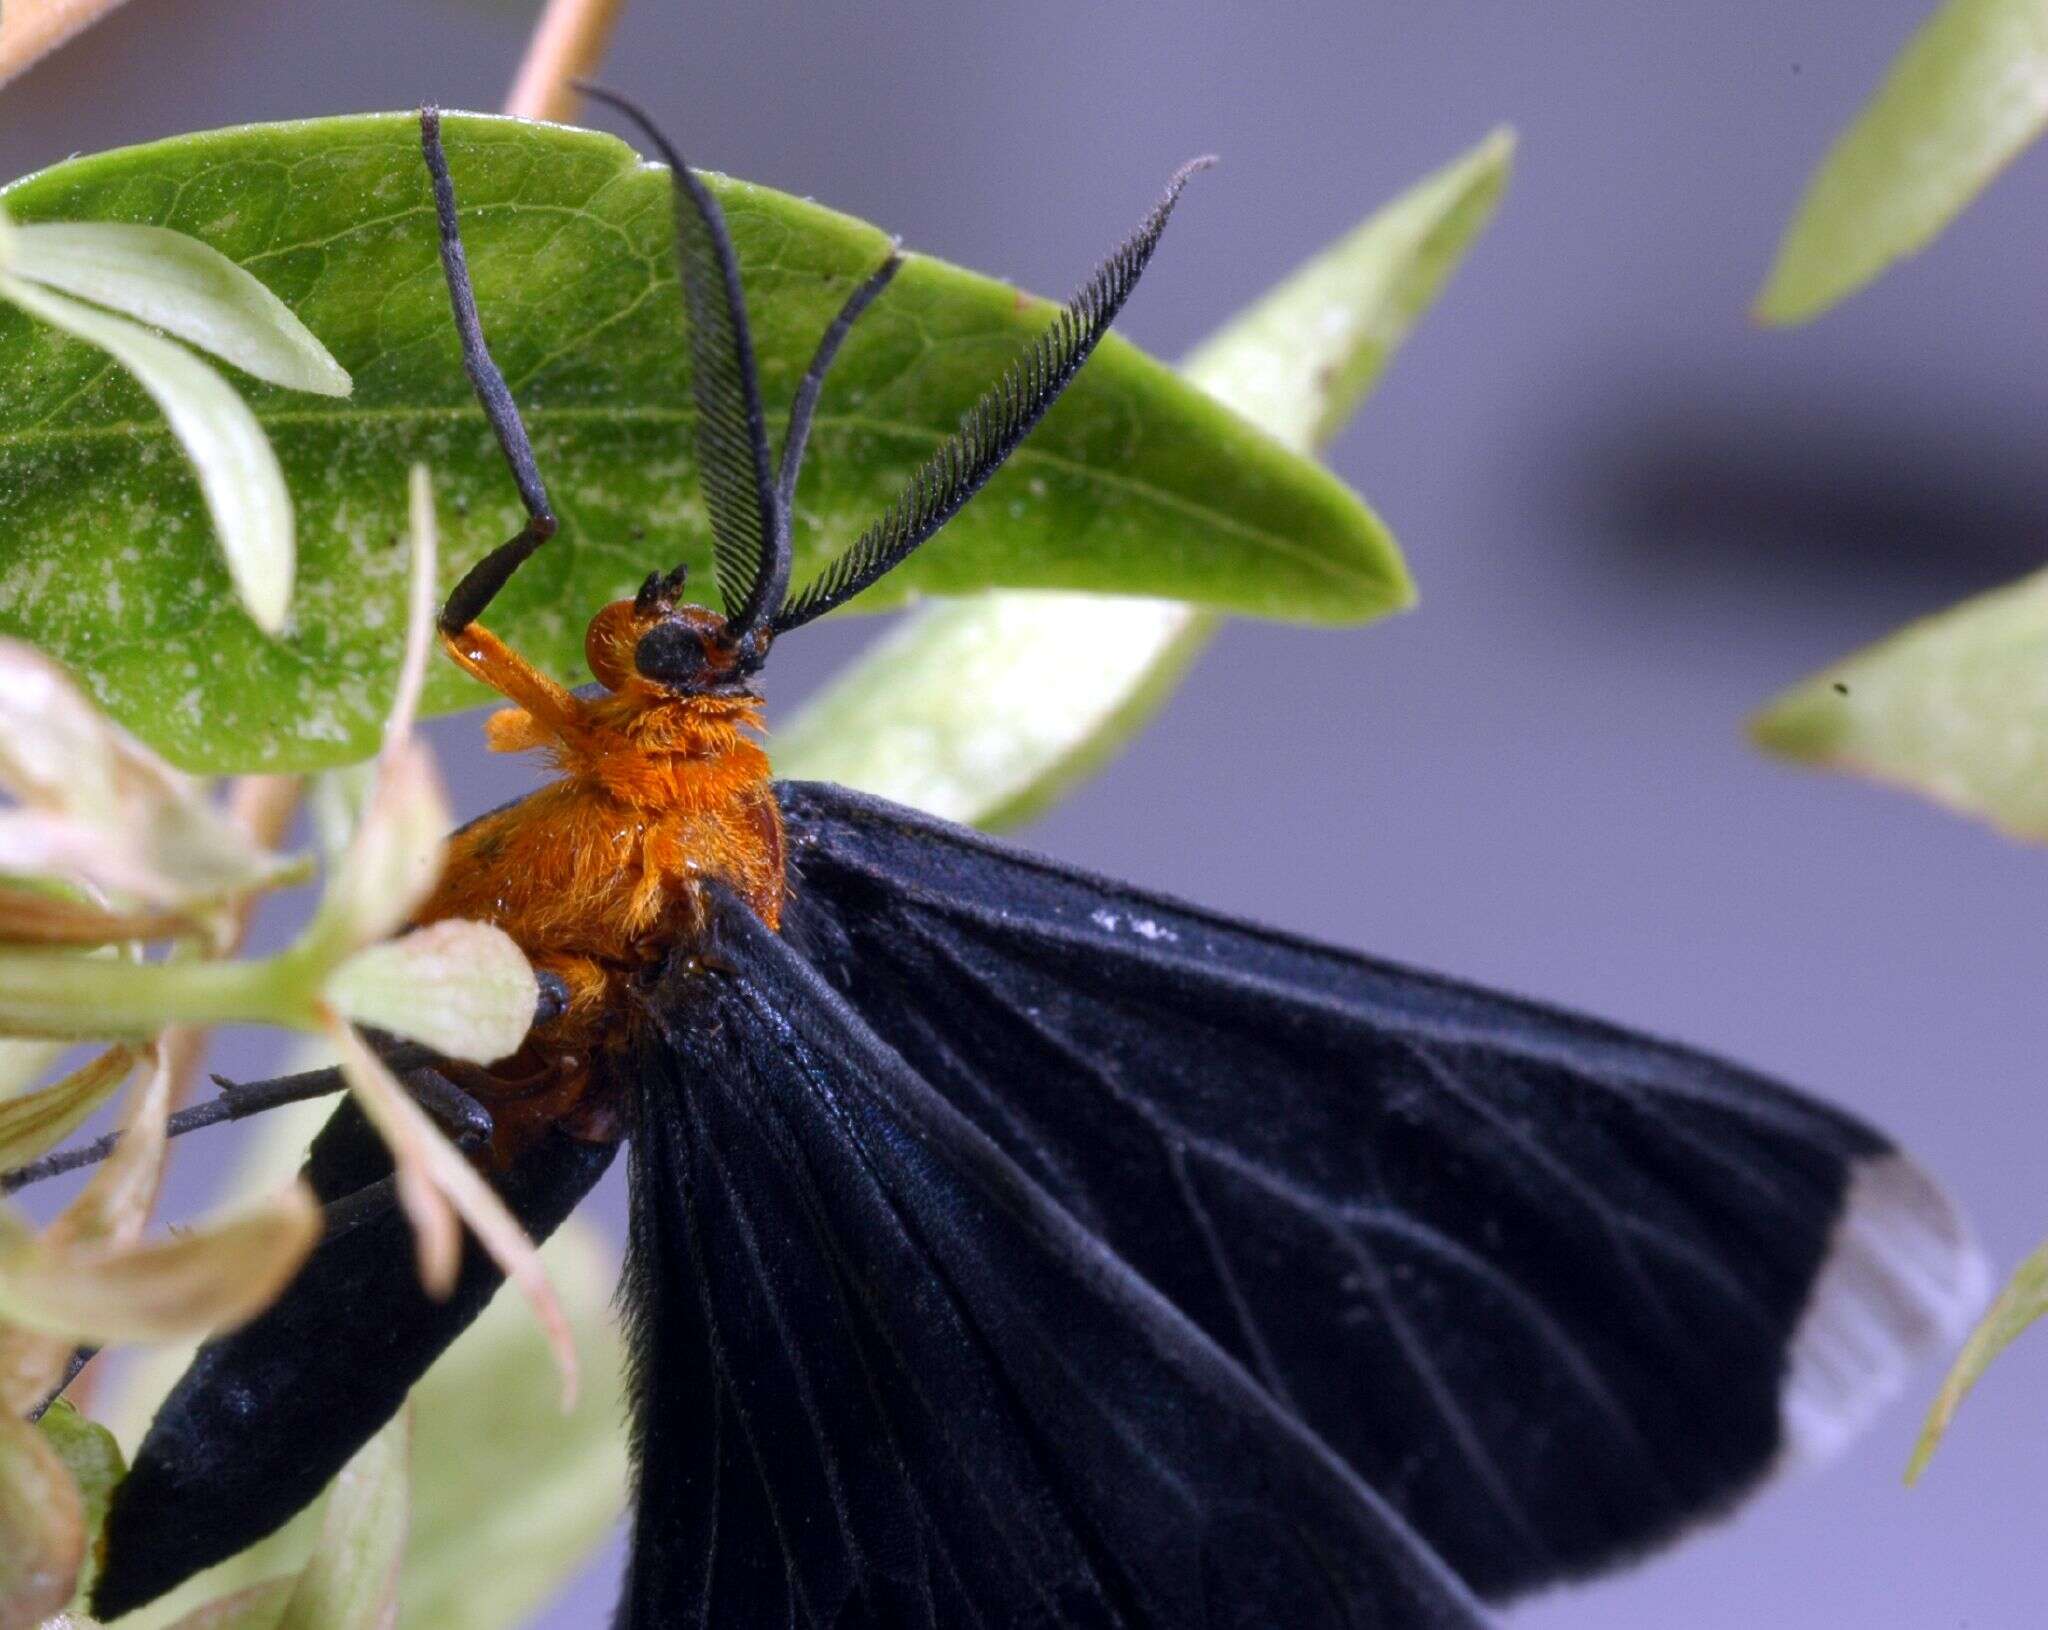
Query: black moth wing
617 881 1485 1630
92 1097 617 1622
775 780 1981 1602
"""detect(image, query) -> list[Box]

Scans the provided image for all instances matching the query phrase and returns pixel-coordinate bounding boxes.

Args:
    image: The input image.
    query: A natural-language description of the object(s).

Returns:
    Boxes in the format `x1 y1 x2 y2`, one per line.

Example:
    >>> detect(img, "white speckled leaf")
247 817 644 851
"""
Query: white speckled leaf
0 114 1400 773
0 272 295 635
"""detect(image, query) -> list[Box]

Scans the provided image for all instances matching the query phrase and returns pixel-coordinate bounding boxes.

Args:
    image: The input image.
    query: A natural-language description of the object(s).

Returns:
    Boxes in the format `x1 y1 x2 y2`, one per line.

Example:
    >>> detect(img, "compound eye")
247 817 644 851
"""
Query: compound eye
634 621 712 690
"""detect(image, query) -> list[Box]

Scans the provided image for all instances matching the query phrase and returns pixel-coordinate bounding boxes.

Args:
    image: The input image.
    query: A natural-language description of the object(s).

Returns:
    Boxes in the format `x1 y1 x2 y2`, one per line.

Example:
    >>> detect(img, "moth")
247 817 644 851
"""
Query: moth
76 95 1979 1627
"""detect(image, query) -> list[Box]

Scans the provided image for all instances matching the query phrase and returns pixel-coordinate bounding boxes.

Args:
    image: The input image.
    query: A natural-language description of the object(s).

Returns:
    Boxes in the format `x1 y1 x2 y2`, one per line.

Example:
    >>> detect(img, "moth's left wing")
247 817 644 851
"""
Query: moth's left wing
93 1101 617 1621
615 883 1484 1629
775 779 1984 1603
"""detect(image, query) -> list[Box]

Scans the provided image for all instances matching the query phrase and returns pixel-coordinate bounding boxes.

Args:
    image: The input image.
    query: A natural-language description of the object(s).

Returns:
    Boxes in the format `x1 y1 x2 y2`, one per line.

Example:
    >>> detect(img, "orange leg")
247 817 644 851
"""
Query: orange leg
440 624 592 752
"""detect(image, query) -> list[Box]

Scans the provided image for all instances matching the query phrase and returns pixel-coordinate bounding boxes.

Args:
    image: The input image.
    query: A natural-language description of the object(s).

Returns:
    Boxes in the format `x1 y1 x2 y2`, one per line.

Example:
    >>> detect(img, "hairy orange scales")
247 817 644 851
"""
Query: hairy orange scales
415 600 784 1144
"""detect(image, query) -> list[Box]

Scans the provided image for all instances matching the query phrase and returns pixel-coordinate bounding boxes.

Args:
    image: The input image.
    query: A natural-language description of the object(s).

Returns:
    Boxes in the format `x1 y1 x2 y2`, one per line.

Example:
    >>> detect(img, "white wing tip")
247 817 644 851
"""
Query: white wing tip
1779 1151 1989 1469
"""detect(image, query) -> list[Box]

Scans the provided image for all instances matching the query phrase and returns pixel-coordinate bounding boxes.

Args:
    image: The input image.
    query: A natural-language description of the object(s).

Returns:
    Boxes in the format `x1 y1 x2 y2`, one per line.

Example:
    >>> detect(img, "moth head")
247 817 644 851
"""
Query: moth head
584 563 770 697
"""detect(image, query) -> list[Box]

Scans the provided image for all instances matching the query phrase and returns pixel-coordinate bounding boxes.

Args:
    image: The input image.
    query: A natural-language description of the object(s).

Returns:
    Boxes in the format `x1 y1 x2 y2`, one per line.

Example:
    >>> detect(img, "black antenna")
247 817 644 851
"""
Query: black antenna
575 83 785 640
772 156 1215 635
421 107 560 635
776 251 904 526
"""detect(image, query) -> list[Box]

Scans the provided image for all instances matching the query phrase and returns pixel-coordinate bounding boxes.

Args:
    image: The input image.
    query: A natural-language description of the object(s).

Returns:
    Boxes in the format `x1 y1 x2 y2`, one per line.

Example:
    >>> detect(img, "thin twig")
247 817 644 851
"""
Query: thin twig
0 1064 365 1194
504 0 631 123
25 1346 98 1424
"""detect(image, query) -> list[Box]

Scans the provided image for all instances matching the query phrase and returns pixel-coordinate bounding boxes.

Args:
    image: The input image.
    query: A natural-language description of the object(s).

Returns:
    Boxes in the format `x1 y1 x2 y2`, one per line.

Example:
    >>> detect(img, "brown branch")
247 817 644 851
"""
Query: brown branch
0 0 145 90
504 0 631 124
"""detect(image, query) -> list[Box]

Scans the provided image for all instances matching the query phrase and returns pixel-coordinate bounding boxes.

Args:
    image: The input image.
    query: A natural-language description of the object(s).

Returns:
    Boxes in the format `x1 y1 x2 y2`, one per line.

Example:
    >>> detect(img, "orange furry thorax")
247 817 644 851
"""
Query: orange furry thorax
415 620 785 1095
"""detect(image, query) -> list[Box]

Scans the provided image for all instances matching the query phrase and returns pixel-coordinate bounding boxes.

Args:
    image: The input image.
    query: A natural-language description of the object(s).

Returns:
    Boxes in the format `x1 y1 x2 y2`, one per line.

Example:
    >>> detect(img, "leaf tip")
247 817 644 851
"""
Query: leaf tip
1747 680 1849 762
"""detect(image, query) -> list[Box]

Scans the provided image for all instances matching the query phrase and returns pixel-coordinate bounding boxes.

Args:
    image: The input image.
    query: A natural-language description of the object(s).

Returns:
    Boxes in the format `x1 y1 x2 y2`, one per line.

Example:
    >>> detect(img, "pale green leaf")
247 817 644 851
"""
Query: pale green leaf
1757 0 2048 324
1752 564 2048 841
776 591 1209 828
301 743 448 960
276 1413 408 1630
3 221 351 396
398 1219 628 1630
0 274 294 635
161 1579 293 1630
779 129 1514 825
324 920 537 1065
1908 1237 2048 1480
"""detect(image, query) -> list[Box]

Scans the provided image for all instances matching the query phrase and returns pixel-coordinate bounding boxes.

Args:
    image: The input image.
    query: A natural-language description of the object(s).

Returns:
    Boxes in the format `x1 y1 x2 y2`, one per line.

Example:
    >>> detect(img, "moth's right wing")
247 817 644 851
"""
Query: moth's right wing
775 779 1984 1601
615 882 1484 1630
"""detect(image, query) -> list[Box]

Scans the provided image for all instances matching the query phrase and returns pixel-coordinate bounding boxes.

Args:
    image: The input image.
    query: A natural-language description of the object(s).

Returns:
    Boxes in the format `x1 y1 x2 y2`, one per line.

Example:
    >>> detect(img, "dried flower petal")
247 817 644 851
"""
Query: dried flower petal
0 0 144 90
301 471 450 958
305 741 449 958
0 640 284 908
0 1407 84 1630
0 1045 133 1177
0 1184 319 1346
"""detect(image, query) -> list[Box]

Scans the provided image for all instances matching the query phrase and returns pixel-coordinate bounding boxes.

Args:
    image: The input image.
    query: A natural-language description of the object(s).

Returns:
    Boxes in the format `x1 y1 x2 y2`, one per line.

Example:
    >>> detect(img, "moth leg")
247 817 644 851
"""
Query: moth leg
320 1171 400 1241
439 622 588 740
397 1065 494 1150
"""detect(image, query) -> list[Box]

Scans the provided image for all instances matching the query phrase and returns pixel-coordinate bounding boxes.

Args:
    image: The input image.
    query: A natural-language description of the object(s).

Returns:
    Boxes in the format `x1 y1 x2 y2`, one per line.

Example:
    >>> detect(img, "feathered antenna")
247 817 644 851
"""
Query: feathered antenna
575 83 788 640
771 155 1215 635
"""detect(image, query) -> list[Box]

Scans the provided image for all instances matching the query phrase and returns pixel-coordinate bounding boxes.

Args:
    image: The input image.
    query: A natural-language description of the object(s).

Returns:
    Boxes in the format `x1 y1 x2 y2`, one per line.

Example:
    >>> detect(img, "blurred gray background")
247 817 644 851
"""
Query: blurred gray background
8 0 2046 1623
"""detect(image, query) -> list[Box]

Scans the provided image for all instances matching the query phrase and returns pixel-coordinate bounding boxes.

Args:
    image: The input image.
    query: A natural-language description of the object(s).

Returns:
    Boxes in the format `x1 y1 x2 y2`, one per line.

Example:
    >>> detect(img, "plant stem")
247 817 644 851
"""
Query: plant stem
504 0 631 123
0 951 320 1040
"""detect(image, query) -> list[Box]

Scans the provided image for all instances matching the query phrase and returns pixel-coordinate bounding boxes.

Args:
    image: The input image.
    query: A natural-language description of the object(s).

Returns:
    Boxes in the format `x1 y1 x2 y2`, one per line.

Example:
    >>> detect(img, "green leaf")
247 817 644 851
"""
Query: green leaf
0 112 1400 773
0 272 295 635
775 590 1213 828
1751 565 2048 841
36 1400 124 1606
1756 0 2048 324
2 221 350 396
1908 1238 2048 1481
779 129 1514 825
